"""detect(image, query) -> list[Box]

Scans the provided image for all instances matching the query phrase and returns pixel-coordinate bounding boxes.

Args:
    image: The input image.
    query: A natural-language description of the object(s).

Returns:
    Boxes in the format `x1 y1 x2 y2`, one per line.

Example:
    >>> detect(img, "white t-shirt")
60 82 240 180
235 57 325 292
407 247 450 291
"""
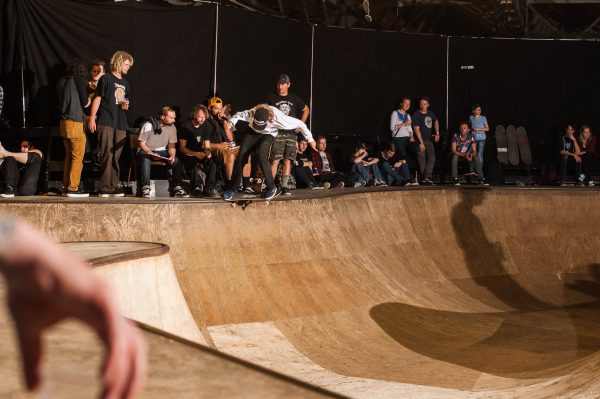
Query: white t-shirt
390 110 413 138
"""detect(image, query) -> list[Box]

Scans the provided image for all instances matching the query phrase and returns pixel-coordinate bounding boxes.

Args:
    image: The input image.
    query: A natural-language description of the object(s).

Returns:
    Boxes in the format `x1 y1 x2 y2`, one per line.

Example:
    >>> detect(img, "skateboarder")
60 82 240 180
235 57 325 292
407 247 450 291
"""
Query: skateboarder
222 104 317 201
451 122 486 186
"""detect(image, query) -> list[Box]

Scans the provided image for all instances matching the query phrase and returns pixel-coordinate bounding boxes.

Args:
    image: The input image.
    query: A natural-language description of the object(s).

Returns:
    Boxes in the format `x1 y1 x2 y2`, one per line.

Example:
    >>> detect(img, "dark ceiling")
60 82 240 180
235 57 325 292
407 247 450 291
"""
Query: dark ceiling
156 0 600 39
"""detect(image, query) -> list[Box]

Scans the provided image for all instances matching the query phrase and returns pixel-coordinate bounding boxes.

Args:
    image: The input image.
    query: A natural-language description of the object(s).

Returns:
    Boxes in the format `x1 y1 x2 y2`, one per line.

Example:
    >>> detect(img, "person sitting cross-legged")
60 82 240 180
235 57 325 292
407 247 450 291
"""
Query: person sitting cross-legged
136 106 187 198
451 122 486 186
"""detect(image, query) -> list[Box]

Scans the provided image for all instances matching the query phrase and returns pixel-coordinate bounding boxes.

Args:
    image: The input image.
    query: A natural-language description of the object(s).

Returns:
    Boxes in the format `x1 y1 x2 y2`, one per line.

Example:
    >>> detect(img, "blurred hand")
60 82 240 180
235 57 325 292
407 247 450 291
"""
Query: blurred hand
0 218 147 398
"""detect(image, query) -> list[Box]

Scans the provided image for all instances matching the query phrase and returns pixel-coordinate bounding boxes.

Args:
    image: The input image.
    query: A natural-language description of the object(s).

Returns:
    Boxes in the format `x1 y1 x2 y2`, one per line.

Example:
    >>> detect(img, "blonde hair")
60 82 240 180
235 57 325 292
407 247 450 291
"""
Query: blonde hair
579 125 592 143
253 103 274 123
110 51 134 72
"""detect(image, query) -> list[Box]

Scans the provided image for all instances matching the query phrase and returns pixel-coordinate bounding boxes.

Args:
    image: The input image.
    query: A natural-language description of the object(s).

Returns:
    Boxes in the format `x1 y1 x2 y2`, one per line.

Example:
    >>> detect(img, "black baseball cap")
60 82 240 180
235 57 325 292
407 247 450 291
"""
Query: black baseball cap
252 108 269 131
276 74 290 84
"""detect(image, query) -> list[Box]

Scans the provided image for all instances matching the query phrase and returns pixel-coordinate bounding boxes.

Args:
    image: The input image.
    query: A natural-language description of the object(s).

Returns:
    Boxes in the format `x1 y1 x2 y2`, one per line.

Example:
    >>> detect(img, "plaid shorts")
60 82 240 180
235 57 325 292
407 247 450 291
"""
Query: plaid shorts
270 130 298 161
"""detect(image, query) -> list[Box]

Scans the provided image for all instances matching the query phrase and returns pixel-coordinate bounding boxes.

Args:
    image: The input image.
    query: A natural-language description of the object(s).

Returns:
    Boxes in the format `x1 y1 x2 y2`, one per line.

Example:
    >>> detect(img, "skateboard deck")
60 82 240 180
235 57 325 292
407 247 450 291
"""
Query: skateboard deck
495 125 508 164
228 190 281 209
516 126 532 165
506 125 519 166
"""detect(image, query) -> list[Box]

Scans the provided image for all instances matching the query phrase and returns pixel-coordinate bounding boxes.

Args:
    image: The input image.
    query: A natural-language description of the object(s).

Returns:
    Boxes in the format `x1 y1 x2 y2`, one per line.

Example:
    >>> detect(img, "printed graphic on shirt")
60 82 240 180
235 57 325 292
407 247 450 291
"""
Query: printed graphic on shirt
275 101 292 116
114 83 126 105
425 116 433 129
196 135 202 143
453 133 475 154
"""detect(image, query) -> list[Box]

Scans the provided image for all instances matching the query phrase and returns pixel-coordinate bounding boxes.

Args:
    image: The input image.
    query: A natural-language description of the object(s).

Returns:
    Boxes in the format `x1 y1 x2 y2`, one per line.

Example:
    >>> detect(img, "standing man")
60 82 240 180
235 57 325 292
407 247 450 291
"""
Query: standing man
88 50 133 197
412 97 440 185
268 74 310 195
223 104 317 201
57 59 90 197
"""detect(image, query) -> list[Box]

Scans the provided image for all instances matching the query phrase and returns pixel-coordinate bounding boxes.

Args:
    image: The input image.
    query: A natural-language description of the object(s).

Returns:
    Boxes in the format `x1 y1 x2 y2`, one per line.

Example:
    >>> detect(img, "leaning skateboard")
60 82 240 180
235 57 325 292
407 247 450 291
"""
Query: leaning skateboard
516 126 532 165
506 125 519 166
228 190 281 209
495 125 508 164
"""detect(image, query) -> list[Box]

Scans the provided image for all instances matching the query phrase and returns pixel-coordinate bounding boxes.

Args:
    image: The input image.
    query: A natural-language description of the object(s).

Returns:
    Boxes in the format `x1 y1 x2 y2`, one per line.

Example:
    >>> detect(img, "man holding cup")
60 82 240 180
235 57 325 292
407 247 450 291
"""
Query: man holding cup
88 50 133 197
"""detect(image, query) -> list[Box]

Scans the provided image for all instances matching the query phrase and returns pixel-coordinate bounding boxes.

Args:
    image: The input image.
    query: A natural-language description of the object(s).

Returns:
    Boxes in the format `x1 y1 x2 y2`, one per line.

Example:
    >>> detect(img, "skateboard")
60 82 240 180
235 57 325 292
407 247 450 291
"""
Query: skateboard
506 125 519 166
228 190 281 209
516 126 532 165
495 125 508 164
249 177 263 194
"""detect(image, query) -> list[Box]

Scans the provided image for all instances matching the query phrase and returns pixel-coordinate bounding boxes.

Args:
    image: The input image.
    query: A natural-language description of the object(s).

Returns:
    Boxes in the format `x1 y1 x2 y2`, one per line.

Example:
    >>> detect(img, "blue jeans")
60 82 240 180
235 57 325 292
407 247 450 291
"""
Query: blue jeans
352 162 383 183
470 140 485 172
559 155 582 181
380 161 410 185
136 150 182 188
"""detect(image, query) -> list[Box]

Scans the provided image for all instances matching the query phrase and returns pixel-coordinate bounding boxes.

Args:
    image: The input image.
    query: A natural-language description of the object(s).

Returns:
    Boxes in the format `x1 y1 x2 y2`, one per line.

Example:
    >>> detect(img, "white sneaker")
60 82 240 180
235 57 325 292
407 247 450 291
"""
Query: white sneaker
588 181 595 187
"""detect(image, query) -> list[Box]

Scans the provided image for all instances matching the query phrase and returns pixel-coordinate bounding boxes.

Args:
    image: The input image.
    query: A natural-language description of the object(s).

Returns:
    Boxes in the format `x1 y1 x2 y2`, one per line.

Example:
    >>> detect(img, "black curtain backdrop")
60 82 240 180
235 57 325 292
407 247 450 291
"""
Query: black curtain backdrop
449 37 600 158
2 0 215 126
312 27 447 140
217 5 312 114
1 0 600 161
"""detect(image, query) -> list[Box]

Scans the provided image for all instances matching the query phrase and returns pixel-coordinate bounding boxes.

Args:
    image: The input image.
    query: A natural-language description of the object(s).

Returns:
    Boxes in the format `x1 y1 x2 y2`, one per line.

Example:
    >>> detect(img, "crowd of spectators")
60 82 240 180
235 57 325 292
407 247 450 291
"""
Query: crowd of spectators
0 50 597 198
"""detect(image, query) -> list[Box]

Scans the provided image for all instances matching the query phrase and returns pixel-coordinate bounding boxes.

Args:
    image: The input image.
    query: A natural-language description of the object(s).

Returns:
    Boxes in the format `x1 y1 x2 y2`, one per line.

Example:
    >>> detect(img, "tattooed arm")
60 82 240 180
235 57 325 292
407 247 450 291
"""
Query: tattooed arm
0 216 147 398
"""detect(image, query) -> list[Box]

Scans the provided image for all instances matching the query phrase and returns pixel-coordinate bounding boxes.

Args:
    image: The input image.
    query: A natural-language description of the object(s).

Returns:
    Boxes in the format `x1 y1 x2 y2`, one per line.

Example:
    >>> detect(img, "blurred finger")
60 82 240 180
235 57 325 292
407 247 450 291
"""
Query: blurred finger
15 323 42 391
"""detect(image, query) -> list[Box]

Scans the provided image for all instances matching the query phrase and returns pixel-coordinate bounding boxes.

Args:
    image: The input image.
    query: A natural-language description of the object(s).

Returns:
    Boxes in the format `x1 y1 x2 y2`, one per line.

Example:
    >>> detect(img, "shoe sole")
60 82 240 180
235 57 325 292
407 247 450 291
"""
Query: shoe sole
0 194 15 198
66 194 90 198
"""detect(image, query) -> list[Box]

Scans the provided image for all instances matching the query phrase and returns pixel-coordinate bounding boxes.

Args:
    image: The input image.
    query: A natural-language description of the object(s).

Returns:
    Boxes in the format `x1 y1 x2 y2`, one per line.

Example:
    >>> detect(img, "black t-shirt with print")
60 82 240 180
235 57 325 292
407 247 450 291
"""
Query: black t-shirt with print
206 118 229 144
267 92 306 120
96 73 129 130
179 119 211 152
412 110 438 142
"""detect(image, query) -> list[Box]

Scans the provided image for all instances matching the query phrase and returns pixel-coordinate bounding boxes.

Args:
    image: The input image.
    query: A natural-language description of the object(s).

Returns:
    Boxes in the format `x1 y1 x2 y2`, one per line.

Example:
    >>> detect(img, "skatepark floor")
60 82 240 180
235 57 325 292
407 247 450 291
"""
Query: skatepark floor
2 186 600 398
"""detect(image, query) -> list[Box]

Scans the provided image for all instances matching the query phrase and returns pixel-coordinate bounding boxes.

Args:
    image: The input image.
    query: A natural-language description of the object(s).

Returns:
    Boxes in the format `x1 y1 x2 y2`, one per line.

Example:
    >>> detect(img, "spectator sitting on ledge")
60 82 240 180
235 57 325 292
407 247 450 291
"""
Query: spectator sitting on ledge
294 137 322 189
311 135 356 189
137 106 187 198
0 140 43 198
377 142 411 186
351 142 386 187
577 125 596 187
450 122 486 186
558 124 583 186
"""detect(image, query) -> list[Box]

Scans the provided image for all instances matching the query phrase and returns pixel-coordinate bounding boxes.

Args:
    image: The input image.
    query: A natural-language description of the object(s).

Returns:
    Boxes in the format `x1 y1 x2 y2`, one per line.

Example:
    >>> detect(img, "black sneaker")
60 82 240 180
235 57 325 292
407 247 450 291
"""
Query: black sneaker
192 187 203 197
141 186 151 198
203 187 220 198
110 190 125 197
66 189 90 198
282 187 292 196
0 185 15 198
99 190 111 198
172 186 189 198
453 178 461 186
479 178 489 186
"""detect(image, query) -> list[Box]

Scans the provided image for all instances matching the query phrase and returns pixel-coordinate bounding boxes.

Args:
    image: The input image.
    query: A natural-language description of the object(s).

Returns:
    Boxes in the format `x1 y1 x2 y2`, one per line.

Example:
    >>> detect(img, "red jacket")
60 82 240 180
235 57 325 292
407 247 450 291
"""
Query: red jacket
312 151 336 174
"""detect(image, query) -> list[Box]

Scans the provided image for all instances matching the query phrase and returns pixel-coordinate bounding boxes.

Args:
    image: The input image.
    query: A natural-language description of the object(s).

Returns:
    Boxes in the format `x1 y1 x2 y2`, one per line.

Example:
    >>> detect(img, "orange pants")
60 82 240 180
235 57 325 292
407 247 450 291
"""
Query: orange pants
59 119 86 191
